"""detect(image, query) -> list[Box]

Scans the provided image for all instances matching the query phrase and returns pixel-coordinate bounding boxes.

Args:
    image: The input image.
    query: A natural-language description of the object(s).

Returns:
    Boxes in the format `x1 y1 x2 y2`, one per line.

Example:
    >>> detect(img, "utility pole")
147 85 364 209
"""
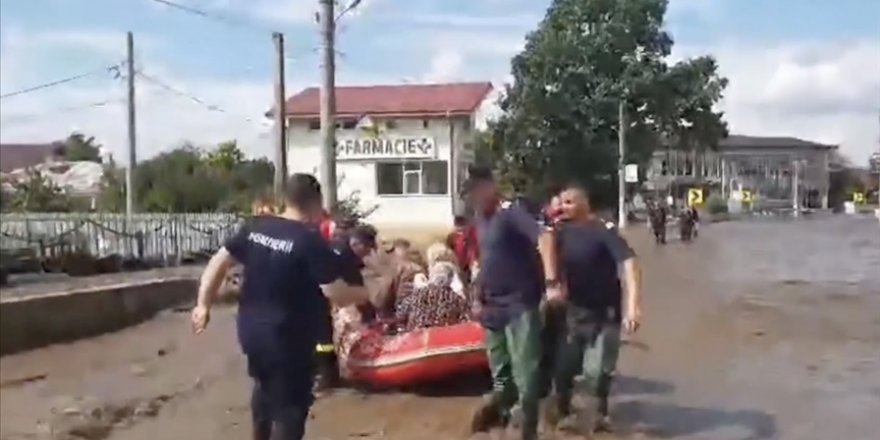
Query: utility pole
319 0 338 210
617 99 627 229
792 158 800 218
272 32 288 201
125 31 137 221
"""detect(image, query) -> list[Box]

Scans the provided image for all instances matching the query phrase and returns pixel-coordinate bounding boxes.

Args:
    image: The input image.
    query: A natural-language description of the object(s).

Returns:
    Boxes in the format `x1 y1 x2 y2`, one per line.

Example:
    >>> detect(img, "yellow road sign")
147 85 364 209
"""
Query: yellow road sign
742 190 753 203
853 192 865 204
687 188 703 206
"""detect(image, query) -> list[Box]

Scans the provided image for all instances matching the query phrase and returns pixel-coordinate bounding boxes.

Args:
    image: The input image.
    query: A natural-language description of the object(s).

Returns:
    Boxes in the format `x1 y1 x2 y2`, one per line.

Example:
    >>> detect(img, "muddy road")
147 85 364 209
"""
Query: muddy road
2 216 878 440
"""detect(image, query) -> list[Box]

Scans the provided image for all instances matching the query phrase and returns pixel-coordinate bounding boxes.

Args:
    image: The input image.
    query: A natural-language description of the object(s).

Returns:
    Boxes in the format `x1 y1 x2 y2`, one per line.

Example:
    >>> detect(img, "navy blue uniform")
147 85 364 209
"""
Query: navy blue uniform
556 219 634 318
475 201 545 330
224 216 358 440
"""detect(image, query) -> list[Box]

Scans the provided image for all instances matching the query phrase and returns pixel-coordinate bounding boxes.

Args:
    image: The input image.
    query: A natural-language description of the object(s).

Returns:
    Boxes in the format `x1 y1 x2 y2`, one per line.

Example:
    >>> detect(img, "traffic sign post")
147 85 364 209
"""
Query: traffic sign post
687 188 704 207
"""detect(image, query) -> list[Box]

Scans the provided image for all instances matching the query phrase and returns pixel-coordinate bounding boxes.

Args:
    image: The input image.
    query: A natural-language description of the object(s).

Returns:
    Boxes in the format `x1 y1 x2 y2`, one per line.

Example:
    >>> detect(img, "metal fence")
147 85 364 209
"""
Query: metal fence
0 213 243 262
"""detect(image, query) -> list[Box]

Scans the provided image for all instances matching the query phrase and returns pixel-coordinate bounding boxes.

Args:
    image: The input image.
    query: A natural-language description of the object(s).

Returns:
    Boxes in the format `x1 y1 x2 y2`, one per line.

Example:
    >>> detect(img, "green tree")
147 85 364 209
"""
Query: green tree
64 132 103 162
486 0 727 206
205 140 245 173
6 170 71 212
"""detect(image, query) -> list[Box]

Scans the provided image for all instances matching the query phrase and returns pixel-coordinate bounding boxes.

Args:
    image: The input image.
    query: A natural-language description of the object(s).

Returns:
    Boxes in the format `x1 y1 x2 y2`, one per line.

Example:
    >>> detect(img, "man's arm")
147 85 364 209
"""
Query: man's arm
196 247 237 310
308 234 370 307
599 224 642 331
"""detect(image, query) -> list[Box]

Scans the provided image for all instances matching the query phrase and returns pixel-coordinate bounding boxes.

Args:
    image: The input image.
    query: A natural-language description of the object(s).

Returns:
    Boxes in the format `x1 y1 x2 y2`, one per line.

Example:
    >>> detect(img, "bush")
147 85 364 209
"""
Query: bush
706 193 728 215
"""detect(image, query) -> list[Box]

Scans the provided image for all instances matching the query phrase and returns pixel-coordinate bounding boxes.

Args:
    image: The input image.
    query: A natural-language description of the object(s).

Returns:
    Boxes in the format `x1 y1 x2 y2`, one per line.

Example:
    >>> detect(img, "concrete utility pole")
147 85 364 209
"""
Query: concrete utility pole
792 158 800 218
272 32 288 201
319 0 338 210
125 31 137 221
617 98 628 229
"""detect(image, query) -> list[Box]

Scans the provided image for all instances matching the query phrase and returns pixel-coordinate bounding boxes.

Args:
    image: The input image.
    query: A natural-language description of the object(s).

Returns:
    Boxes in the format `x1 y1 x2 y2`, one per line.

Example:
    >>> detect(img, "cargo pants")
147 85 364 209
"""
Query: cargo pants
552 306 621 417
484 308 542 440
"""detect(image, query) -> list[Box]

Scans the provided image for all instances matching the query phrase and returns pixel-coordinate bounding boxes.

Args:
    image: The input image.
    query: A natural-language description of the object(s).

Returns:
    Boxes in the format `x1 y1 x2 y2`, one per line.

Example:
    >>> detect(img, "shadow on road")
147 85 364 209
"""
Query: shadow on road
614 375 675 396
613 400 777 440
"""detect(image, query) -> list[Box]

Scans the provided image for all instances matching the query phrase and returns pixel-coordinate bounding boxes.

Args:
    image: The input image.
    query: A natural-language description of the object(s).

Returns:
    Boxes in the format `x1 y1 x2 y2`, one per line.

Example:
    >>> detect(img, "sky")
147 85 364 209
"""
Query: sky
1 0 878 165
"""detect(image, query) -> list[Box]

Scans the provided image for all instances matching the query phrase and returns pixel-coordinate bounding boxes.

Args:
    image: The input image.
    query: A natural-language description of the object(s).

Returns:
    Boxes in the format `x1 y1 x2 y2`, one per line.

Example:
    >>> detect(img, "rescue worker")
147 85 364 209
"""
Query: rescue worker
544 183 643 436
465 166 564 440
191 173 367 440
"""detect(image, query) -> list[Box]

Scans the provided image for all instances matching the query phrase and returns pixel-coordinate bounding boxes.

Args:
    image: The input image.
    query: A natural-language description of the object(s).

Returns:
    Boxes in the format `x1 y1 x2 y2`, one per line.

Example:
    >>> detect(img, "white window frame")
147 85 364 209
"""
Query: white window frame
376 160 449 196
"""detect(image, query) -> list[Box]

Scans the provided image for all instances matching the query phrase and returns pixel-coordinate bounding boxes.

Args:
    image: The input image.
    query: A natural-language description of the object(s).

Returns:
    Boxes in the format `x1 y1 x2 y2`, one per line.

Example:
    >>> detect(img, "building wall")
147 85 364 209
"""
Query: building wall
287 116 477 228
647 147 832 208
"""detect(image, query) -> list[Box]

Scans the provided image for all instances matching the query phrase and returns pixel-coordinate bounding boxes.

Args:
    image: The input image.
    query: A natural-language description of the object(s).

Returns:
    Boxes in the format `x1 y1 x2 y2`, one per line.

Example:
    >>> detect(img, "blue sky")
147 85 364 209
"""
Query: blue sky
1 0 878 163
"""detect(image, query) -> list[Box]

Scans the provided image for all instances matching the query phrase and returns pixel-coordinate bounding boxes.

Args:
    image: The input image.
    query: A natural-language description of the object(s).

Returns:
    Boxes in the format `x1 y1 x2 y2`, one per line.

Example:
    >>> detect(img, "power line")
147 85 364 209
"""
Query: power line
149 0 275 33
0 98 125 126
0 65 122 100
136 70 259 123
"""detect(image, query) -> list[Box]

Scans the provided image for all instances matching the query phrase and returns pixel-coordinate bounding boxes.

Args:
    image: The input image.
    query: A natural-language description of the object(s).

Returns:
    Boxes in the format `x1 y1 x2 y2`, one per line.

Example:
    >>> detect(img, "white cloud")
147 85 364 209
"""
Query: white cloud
422 50 465 83
675 39 880 164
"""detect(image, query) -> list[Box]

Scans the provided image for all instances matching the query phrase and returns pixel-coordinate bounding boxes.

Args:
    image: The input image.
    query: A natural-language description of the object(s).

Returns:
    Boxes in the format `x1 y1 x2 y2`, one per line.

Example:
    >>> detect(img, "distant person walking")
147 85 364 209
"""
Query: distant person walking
191 173 367 440
464 166 564 440
544 183 642 436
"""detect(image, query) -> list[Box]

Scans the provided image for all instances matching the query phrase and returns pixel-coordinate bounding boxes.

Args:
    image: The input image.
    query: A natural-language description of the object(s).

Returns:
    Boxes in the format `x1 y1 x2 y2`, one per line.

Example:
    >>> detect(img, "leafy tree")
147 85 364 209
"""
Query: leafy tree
204 140 245 173
64 132 103 162
5 170 71 212
485 0 727 206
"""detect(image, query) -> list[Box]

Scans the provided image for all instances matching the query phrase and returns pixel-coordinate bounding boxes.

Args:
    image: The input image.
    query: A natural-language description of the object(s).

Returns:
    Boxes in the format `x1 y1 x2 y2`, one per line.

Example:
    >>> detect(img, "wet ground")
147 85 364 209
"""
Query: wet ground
1 216 879 440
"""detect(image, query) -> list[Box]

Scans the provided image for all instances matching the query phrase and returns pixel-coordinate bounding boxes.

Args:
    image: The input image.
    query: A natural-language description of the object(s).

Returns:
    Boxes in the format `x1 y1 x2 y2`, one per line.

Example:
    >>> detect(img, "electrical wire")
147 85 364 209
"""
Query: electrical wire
136 70 262 124
0 98 125 126
149 0 275 33
0 65 122 100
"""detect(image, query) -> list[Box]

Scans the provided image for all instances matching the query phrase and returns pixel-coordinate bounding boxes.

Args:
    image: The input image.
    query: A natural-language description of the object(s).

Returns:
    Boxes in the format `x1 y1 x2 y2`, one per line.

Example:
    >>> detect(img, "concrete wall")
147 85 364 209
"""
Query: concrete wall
0 278 196 355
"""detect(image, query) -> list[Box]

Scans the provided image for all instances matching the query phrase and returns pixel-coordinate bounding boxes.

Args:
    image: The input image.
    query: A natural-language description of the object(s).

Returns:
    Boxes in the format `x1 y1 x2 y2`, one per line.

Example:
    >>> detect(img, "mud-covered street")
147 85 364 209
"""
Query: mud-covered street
2 216 879 440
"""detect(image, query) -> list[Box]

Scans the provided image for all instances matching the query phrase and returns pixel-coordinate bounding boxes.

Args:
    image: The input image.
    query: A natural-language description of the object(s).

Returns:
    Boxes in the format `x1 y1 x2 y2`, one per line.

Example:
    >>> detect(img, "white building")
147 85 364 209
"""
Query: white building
285 82 495 228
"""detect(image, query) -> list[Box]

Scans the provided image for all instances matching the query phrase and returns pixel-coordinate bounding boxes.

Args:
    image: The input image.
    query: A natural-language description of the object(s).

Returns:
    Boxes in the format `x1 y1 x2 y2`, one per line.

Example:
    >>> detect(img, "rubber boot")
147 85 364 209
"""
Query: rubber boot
470 391 506 433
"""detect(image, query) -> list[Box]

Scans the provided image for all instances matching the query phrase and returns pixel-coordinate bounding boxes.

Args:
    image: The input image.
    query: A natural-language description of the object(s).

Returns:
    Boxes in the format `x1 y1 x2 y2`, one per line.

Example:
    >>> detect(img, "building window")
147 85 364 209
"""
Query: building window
376 160 448 195
308 120 320 130
461 118 471 132
341 119 357 129
385 119 397 130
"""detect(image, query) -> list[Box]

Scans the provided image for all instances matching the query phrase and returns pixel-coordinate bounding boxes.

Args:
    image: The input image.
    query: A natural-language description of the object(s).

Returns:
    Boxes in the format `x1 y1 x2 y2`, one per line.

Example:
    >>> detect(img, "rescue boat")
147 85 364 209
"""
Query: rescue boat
344 321 488 387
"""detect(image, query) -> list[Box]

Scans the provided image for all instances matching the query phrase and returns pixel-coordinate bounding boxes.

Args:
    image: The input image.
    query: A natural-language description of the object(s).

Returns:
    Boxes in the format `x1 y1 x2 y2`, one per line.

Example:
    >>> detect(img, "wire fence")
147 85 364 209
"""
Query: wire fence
0 213 243 263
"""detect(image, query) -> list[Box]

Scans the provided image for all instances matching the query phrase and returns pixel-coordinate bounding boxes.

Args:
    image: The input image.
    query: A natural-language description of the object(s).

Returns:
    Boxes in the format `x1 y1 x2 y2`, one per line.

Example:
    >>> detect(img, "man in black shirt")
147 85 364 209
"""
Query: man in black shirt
314 223 377 391
465 167 564 440
191 173 368 440
545 183 642 436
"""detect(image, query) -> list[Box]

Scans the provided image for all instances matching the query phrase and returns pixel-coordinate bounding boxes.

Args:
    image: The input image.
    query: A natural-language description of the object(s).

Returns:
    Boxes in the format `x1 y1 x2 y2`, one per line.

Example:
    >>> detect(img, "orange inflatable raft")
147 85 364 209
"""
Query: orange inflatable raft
345 321 488 387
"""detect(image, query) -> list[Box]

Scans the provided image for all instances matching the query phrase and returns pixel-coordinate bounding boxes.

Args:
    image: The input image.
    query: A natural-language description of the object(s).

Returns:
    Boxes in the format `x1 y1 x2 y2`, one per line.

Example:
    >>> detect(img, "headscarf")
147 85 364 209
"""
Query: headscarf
427 261 457 287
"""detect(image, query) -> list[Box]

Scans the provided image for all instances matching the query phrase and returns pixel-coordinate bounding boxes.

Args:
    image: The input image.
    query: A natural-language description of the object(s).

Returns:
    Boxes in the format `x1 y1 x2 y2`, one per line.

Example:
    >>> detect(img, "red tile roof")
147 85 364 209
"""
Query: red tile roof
0 142 67 173
281 82 493 119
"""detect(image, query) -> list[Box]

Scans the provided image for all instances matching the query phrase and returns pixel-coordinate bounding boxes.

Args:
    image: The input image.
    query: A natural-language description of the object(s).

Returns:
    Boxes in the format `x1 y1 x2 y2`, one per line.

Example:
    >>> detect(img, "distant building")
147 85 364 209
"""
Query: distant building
282 82 495 228
0 142 67 174
646 135 836 209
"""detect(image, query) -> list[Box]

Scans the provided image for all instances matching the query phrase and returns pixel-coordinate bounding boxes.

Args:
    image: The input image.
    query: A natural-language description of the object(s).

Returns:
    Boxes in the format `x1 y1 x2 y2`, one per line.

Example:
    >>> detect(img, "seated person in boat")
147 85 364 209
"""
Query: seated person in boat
394 257 471 332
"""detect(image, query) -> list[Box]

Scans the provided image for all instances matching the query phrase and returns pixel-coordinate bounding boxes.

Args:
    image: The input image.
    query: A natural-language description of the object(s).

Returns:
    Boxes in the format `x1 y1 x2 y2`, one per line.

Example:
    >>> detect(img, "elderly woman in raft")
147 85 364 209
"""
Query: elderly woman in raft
393 243 471 332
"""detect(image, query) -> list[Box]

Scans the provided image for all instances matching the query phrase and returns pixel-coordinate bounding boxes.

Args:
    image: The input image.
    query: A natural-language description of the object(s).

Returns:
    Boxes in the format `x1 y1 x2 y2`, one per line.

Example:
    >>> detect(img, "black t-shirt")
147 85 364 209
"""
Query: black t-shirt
556 219 635 314
224 216 359 359
475 201 545 330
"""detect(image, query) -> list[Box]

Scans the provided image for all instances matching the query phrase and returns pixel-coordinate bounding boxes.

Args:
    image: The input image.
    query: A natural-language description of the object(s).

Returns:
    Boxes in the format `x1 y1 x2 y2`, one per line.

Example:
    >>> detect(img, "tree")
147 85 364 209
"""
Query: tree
64 132 103 162
485 0 727 206
204 140 245 173
5 170 72 212
96 140 275 213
